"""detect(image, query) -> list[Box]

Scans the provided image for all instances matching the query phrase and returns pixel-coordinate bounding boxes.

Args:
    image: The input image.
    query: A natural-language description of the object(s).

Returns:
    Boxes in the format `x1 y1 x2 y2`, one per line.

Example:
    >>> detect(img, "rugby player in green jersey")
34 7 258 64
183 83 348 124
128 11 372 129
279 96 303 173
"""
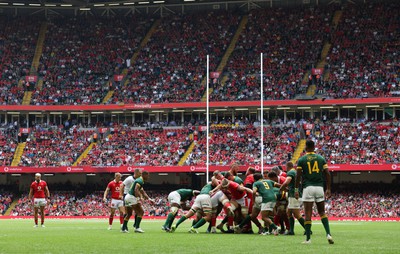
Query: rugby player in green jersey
280 161 306 235
123 171 154 233
295 140 334 244
170 183 213 233
162 189 200 232
252 173 281 235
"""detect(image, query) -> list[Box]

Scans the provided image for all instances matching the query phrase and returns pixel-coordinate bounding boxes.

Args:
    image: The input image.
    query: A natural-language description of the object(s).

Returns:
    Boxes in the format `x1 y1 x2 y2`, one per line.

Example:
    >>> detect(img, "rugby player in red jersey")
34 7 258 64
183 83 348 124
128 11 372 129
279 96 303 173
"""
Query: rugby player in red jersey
103 173 125 230
29 173 50 227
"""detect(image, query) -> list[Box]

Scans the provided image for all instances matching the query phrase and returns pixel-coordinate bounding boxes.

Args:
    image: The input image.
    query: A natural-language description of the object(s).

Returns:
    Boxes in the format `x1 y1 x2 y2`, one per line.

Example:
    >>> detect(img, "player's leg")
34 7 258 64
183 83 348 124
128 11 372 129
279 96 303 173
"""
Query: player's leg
118 203 125 229
163 203 179 231
191 199 212 233
302 202 313 242
39 205 45 227
108 207 116 230
33 206 39 227
133 203 144 232
122 205 132 232
316 200 334 244
171 207 195 232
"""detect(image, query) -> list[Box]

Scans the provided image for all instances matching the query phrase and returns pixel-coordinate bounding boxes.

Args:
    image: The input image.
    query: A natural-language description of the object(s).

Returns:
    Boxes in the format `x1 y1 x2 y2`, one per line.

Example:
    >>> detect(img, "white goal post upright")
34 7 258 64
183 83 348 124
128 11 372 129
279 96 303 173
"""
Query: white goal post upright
260 53 264 175
206 55 210 183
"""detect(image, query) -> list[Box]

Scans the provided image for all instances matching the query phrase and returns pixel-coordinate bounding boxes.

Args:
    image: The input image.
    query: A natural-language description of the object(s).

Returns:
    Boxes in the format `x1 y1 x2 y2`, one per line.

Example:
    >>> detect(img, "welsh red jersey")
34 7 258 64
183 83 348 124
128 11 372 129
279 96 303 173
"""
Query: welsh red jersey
244 174 254 187
278 175 287 184
107 180 123 200
30 180 47 198
228 181 246 200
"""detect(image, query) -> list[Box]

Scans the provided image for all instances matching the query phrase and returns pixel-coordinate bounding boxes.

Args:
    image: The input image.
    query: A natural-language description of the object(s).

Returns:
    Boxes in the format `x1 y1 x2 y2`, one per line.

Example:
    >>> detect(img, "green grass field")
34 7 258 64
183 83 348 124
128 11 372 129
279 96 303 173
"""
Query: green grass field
0 219 399 254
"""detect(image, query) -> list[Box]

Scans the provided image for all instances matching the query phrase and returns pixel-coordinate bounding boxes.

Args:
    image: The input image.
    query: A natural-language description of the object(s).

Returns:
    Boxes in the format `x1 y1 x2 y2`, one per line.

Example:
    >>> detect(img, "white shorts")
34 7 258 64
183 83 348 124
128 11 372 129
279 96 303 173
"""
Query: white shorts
261 202 276 212
232 195 247 207
253 196 262 210
168 191 181 205
193 194 212 212
288 197 302 209
211 190 228 208
302 186 325 203
124 194 139 207
33 198 47 208
111 198 124 209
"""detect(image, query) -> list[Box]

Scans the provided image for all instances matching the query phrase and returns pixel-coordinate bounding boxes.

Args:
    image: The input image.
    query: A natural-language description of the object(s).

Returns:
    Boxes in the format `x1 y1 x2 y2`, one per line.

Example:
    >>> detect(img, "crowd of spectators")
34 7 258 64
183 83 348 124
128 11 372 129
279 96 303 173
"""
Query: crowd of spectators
307 119 400 164
0 17 40 105
0 126 18 166
19 126 94 167
31 16 151 105
319 2 400 98
0 191 13 215
185 121 298 166
109 11 239 104
79 126 191 166
210 7 332 101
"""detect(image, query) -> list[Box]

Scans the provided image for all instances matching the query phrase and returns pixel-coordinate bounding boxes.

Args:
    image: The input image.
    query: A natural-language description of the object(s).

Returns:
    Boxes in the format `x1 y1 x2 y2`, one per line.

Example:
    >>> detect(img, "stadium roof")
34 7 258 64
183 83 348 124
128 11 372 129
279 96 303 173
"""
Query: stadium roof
0 0 389 17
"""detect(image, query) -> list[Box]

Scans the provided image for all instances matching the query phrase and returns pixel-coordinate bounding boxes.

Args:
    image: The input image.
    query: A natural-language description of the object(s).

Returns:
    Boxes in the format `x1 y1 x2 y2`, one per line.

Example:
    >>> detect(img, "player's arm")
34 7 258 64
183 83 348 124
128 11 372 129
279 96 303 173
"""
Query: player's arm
279 176 292 191
237 185 253 195
119 183 125 199
135 183 143 199
103 187 110 202
273 181 282 188
45 186 50 199
323 164 331 198
252 186 258 202
28 187 33 200
294 165 302 199
140 188 149 200
209 183 222 196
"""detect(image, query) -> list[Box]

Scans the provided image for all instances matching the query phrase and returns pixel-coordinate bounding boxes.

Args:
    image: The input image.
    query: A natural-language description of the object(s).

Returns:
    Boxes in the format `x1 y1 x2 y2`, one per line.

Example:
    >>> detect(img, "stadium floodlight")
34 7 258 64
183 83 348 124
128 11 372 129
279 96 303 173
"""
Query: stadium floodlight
80 7 91 11
44 174 54 176
277 107 291 110
6 112 20 114
257 107 270 110
0 3 9 5
365 105 380 108
320 106 334 109
108 3 120 6
193 109 205 112
123 2 135 5
60 4 72 7
91 111 104 114
184 0 196 2
214 109 227 111
389 104 400 107
138 1 150 4
29 3 41 6
49 112 62 115
154 1 165 3
151 110 164 113
342 105 357 108
391 172 400 175
44 4 56 7
158 173 168 176
131 111 144 113
11 174 21 177
12 3 24 5
93 4 105 7
172 110 185 112
350 172 361 175
86 173 96 176
298 106 311 109
234 108 248 111
111 111 124 114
